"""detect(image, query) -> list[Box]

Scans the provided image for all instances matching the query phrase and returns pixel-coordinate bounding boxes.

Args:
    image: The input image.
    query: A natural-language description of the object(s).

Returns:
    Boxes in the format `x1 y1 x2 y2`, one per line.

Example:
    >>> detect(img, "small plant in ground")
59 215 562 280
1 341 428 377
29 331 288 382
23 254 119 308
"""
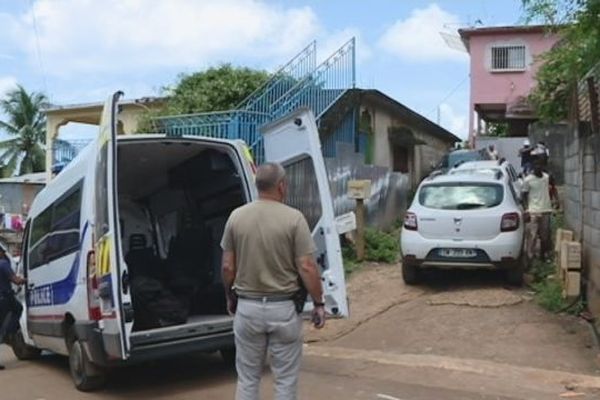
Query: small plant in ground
342 243 362 276
533 278 566 313
364 228 399 264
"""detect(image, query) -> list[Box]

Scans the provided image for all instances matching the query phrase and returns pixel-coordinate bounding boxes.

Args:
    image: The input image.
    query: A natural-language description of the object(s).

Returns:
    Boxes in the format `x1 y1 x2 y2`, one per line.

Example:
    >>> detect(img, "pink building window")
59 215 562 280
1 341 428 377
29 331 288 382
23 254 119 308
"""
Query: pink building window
491 45 527 71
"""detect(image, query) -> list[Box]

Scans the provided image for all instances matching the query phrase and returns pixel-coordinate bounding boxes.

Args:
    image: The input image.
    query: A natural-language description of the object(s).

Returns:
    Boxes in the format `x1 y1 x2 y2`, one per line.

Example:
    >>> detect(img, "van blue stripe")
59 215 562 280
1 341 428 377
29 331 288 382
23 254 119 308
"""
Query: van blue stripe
28 222 89 308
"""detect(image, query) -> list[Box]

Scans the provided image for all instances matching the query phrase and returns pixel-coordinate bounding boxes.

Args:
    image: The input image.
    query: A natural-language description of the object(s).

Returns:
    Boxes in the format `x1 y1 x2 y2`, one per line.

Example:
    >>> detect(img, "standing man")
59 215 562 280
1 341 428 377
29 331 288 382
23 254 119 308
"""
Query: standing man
221 162 326 400
522 159 560 262
0 246 26 370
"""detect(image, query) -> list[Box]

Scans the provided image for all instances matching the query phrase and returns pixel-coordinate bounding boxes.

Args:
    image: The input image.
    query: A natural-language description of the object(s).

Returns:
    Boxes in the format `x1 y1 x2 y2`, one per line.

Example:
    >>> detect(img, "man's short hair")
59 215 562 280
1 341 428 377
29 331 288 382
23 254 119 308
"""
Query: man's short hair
255 163 286 192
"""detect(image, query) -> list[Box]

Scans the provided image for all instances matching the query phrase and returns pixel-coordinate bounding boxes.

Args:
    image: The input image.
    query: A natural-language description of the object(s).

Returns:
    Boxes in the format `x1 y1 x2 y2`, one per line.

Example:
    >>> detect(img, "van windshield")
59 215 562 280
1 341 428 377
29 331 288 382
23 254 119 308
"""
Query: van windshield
419 183 503 210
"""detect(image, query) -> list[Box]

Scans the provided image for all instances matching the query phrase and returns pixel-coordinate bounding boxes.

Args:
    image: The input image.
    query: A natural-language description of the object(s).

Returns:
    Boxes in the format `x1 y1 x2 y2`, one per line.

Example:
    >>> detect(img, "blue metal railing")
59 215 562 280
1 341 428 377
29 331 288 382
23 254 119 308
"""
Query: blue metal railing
53 139 92 164
237 41 316 115
270 38 356 120
54 38 356 166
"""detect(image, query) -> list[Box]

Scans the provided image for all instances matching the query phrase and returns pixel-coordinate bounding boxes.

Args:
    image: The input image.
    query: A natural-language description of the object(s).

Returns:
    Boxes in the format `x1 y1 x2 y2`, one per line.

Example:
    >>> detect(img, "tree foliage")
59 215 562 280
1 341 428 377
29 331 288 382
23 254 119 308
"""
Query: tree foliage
522 0 600 121
137 64 270 132
0 85 47 176
166 64 270 114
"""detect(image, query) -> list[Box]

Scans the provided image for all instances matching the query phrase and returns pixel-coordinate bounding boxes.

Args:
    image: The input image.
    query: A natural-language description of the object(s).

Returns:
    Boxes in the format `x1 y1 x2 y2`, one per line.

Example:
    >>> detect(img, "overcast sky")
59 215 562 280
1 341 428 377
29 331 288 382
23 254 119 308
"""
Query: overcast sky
0 0 525 140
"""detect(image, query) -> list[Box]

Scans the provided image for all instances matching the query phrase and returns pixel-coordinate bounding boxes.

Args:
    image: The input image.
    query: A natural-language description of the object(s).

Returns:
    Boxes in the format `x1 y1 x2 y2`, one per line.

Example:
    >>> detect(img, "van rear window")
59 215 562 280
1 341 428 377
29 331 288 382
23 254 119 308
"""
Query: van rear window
419 183 503 210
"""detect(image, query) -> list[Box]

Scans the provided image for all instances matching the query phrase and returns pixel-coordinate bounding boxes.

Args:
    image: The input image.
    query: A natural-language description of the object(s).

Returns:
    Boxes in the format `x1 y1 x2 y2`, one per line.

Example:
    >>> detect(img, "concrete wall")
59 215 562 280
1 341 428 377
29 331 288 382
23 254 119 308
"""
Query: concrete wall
529 123 568 184
476 136 524 171
367 105 452 188
564 127 600 321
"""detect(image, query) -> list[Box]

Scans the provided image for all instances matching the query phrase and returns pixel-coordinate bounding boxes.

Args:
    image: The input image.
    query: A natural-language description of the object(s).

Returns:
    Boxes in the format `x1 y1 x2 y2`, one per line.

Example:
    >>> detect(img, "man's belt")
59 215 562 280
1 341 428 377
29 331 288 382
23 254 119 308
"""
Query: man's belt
237 293 295 302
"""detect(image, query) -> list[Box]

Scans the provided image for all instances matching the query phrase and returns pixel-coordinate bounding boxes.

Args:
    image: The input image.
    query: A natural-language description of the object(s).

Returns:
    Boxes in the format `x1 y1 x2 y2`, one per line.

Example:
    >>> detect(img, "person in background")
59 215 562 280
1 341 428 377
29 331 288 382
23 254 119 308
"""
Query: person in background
536 141 550 167
522 159 560 263
0 245 26 370
487 144 499 160
518 139 533 175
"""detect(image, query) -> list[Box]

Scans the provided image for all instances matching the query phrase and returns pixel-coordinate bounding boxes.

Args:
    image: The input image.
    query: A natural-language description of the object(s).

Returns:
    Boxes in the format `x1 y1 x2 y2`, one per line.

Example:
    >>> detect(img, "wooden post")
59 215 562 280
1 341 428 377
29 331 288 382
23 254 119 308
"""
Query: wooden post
348 180 371 261
355 198 366 260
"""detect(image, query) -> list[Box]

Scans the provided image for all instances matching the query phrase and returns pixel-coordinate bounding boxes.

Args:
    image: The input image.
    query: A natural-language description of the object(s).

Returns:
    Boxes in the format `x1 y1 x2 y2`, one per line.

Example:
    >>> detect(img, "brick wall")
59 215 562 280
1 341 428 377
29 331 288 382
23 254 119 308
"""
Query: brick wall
565 62 600 320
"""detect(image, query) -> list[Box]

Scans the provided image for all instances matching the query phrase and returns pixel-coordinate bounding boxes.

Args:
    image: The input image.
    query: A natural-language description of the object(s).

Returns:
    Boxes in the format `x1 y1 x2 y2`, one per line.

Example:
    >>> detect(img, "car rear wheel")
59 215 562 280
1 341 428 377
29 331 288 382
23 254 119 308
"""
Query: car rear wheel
402 262 421 285
506 256 525 286
68 332 106 392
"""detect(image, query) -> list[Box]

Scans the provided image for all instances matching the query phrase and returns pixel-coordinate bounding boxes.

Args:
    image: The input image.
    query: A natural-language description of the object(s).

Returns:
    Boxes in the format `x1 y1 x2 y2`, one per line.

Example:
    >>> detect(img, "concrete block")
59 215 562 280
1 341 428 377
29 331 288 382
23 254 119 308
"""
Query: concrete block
585 172 596 189
592 192 600 210
555 228 574 253
563 271 581 299
584 154 596 172
561 241 582 271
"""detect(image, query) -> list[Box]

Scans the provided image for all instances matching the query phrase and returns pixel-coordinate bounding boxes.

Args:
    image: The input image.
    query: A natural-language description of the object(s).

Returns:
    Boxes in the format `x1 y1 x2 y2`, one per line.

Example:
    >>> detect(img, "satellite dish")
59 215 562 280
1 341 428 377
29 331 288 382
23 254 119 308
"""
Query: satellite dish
440 32 468 53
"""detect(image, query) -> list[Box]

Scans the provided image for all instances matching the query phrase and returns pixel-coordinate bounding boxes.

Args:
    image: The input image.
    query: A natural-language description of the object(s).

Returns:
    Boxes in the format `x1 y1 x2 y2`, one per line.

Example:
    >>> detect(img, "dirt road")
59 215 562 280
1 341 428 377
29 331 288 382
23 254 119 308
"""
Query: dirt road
1 263 598 399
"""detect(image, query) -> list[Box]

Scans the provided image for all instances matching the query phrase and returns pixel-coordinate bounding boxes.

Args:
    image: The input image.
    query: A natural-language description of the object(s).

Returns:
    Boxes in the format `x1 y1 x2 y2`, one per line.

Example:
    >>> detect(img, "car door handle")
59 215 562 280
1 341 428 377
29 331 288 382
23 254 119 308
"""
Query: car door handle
27 283 35 290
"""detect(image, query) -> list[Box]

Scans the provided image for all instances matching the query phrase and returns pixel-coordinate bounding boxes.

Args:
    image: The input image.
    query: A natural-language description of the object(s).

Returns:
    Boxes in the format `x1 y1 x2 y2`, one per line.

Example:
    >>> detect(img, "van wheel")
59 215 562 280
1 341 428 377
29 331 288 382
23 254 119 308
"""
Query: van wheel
68 335 106 391
402 263 421 285
11 329 42 360
220 347 236 366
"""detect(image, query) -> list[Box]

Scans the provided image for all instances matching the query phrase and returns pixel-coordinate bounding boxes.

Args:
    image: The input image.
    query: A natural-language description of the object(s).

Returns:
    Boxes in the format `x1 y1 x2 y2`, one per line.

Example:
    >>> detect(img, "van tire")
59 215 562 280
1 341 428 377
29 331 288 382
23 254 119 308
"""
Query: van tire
220 347 236 366
68 335 106 391
11 329 42 360
402 263 421 285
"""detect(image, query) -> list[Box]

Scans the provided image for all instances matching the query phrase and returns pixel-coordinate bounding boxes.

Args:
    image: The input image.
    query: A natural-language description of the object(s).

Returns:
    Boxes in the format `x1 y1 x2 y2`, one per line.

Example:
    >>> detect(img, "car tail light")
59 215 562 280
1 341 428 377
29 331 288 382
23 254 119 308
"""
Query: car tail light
87 250 102 321
501 212 520 232
404 212 418 231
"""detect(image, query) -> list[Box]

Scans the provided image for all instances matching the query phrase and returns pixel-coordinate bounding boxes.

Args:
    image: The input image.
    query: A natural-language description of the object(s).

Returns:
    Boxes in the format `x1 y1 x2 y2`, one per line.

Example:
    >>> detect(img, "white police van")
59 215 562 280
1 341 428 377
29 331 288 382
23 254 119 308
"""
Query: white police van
11 92 348 391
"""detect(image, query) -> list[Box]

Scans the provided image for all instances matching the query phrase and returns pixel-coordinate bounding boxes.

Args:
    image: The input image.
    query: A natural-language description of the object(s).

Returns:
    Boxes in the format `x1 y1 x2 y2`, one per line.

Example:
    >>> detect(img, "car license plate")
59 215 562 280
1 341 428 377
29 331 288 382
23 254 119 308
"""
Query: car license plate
438 248 477 258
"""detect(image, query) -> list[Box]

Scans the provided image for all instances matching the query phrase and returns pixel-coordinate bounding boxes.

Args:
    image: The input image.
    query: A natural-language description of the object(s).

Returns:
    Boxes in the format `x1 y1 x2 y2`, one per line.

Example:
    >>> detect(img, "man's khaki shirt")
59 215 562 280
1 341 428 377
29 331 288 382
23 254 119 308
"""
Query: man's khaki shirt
220 199 316 296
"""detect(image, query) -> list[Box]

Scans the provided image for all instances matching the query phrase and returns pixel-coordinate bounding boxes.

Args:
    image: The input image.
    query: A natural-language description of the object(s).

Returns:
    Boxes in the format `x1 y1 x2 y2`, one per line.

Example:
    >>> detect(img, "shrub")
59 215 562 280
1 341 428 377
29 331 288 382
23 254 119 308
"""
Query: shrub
364 228 399 263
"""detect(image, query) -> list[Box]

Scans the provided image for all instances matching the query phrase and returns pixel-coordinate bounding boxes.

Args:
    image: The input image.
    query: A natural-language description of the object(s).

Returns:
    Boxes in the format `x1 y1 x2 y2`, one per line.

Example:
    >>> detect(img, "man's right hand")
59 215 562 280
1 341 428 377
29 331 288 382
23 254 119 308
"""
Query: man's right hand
311 306 325 329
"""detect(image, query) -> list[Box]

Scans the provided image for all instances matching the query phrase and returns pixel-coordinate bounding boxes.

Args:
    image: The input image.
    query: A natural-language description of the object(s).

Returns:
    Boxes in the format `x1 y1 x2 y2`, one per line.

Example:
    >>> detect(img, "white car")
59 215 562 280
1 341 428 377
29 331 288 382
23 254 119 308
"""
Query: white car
401 169 525 285
449 160 523 199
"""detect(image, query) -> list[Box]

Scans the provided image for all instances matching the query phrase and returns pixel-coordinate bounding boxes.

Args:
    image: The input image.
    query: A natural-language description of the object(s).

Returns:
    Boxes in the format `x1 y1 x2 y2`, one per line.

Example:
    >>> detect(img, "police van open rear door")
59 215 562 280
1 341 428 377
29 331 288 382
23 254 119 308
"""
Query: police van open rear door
261 108 349 317
93 92 132 359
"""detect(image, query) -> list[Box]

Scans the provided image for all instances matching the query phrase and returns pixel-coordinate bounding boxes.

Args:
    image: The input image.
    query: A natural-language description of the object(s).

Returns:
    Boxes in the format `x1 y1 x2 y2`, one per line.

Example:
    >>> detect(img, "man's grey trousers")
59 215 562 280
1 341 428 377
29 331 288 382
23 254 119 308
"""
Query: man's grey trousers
234 298 303 400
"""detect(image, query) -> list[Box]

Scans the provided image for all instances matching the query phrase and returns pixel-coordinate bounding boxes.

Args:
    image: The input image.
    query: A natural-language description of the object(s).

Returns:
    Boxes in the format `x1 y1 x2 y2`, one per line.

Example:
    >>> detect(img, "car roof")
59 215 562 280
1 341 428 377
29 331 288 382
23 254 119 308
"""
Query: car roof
454 160 502 169
422 170 505 185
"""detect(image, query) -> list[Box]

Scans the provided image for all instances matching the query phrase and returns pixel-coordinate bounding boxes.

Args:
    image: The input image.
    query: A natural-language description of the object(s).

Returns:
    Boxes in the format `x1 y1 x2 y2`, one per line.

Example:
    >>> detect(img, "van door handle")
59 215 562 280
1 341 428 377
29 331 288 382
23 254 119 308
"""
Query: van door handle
28 283 35 290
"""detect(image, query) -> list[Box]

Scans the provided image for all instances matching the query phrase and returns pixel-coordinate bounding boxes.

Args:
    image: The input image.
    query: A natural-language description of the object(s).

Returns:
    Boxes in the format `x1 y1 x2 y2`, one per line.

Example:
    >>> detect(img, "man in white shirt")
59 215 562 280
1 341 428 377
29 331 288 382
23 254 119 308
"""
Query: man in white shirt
522 159 559 262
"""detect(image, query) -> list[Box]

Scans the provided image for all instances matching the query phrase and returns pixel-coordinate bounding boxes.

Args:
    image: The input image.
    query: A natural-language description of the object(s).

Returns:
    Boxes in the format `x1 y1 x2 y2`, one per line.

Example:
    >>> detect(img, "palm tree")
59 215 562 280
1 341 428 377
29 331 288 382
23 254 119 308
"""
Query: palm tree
0 85 47 176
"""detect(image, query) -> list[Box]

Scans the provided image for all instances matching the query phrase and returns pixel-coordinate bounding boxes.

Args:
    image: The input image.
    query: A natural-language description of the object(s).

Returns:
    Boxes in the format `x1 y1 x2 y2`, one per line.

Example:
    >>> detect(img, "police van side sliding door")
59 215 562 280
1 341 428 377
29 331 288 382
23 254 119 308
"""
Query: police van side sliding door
93 92 131 359
261 108 349 318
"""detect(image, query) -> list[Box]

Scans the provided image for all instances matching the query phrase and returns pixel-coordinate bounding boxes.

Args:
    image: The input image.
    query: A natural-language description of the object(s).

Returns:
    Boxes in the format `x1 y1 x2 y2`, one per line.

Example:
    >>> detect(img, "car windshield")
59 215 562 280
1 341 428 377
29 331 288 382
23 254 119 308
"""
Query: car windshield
419 183 504 210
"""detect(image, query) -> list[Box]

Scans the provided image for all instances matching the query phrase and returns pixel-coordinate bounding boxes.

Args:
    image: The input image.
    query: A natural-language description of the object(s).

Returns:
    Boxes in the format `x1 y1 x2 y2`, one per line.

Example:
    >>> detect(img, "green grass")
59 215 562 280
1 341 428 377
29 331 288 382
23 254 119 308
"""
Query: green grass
533 278 566 313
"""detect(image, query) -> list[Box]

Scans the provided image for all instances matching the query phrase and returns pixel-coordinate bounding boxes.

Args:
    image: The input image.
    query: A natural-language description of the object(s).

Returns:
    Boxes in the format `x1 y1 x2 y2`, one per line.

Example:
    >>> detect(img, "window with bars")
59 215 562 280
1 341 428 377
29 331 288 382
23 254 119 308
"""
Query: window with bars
491 45 526 71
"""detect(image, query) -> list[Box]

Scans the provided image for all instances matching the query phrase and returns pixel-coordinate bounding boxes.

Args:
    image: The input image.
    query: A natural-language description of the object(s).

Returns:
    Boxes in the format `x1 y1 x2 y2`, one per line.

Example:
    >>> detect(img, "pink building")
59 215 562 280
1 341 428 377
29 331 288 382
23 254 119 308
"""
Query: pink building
459 25 559 142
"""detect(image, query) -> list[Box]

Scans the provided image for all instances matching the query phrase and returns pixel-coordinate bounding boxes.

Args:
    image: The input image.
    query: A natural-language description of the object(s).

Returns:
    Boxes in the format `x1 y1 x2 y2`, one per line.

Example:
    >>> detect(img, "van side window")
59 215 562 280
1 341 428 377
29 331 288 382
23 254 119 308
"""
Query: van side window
29 181 83 269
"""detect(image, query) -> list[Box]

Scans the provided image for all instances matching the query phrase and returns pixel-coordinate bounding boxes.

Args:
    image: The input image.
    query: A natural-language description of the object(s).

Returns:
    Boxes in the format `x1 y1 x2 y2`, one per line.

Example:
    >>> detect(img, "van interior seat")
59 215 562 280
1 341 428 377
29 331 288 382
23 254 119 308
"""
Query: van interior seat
126 234 163 281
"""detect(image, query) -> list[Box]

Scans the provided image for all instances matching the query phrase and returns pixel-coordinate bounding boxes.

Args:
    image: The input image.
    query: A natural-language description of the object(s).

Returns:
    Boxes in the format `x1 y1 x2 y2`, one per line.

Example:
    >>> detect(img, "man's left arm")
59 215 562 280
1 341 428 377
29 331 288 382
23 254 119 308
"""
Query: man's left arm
220 217 237 315
221 250 237 315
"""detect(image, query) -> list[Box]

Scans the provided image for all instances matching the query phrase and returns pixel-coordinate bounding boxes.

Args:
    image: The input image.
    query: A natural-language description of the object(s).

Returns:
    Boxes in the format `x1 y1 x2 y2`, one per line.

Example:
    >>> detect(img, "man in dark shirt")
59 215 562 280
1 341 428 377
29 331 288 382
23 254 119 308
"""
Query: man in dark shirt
0 246 26 370
519 139 533 175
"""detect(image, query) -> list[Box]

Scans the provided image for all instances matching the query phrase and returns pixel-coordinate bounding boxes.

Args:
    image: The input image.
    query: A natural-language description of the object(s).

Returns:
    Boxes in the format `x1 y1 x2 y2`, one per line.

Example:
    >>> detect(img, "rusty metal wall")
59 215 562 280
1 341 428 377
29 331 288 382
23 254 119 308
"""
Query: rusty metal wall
0 183 45 215
326 143 408 230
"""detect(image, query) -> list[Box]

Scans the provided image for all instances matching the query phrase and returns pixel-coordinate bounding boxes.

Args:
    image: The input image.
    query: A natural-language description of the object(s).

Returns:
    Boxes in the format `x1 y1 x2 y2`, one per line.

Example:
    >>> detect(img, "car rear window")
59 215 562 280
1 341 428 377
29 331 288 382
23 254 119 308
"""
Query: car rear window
419 183 504 210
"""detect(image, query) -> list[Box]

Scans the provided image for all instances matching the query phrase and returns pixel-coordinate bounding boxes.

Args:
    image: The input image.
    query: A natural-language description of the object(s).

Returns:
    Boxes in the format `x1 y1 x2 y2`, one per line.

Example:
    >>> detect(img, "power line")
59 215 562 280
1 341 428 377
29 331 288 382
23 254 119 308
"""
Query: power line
428 74 469 118
28 0 49 96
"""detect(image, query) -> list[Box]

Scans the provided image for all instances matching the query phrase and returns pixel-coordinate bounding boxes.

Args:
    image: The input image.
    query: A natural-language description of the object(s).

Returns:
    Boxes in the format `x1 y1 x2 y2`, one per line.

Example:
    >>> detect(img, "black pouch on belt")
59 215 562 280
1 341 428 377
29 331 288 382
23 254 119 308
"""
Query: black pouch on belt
292 282 308 314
